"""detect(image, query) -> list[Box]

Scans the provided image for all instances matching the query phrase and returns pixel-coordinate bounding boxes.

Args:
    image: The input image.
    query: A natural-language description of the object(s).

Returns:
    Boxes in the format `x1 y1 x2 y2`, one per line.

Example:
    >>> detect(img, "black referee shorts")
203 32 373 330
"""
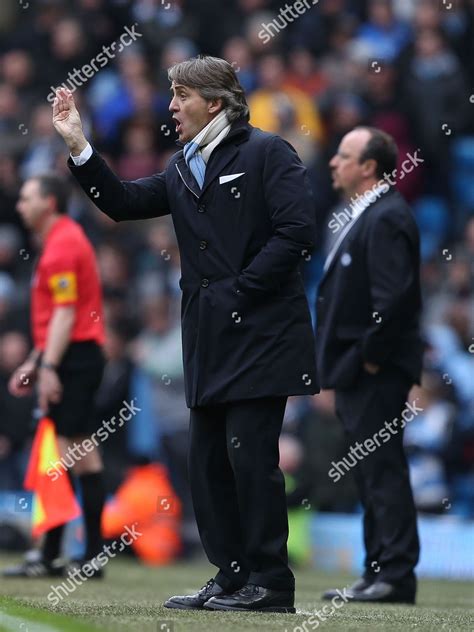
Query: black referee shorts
46 341 105 438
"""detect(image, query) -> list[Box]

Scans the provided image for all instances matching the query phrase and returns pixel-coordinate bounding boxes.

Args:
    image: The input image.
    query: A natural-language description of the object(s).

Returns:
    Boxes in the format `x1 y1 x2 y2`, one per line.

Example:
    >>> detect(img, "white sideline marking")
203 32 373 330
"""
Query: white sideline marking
0 611 61 632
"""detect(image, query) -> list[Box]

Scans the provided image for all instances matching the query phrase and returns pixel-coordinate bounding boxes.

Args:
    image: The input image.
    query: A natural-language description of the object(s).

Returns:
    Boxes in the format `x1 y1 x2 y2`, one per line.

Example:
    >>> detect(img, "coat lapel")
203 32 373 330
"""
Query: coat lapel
319 209 366 286
175 121 250 200
319 188 394 287
175 157 201 199
175 145 240 200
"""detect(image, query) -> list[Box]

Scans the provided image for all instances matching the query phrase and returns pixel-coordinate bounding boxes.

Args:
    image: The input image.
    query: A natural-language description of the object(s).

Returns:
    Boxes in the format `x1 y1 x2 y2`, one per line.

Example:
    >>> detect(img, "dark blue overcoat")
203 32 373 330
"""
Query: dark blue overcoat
69 119 318 407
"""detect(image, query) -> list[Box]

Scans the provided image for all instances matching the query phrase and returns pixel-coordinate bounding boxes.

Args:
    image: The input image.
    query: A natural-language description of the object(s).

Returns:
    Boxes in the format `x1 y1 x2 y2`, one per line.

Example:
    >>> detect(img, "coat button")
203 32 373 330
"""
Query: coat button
201 278 209 288
318 296 325 303
199 240 208 250
197 204 206 213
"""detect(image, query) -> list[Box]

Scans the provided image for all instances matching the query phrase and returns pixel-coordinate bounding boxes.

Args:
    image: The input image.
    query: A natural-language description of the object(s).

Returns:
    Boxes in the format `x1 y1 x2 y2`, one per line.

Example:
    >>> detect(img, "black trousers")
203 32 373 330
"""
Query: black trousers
335 368 420 585
188 396 294 592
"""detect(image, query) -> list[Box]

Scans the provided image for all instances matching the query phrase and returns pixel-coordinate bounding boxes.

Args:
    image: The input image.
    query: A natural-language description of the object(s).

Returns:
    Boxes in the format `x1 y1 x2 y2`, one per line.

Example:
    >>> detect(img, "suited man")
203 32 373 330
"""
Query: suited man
316 127 421 604
52 56 317 613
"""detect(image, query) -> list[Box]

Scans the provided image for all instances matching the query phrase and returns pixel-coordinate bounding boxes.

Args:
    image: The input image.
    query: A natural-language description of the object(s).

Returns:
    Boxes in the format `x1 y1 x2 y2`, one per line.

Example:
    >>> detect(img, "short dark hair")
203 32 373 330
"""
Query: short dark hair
168 55 249 123
30 173 69 214
356 127 398 179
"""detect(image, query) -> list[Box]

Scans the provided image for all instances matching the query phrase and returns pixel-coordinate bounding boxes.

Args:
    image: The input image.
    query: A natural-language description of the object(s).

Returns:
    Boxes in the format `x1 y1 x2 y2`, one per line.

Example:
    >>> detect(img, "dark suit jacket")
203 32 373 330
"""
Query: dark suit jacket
68 119 318 408
316 187 423 390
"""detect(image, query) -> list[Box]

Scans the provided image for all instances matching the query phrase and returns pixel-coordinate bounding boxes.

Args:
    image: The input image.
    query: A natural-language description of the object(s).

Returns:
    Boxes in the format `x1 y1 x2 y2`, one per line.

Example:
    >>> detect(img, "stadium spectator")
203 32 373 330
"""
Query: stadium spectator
0 330 33 491
248 54 324 141
356 0 412 62
405 370 456 513
94 320 136 495
402 27 470 193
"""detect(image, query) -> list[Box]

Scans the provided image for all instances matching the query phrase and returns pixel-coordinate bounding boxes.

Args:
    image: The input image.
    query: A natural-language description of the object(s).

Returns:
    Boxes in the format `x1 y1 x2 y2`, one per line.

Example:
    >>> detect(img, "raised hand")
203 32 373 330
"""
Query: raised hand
38 367 63 413
52 88 88 155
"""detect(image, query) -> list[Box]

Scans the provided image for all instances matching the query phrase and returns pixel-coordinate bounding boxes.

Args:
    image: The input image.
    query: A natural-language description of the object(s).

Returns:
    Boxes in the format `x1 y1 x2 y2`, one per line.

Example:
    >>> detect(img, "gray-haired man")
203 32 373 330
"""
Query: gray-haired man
53 55 317 613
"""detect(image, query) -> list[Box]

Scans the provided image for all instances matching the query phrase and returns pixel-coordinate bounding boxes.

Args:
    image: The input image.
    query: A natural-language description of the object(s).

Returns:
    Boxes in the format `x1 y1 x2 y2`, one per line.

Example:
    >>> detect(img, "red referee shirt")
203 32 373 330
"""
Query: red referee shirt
32 216 105 350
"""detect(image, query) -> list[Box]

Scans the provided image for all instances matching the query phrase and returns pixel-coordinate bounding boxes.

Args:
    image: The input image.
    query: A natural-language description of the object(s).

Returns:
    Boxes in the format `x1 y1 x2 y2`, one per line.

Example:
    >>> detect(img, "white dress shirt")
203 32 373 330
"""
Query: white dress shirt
70 143 93 166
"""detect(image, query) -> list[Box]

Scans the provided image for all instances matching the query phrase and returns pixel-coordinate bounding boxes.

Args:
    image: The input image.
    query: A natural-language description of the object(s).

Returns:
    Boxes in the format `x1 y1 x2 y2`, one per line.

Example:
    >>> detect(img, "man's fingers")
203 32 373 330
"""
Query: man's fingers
13 385 33 397
51 391 62 404
56 383 63 402
10 371 28 391
8 381 21 396
50 384 62 403
59 88 74 106
67 92 78 115
52 88 70 112
10 373 24 395
52 95 64 119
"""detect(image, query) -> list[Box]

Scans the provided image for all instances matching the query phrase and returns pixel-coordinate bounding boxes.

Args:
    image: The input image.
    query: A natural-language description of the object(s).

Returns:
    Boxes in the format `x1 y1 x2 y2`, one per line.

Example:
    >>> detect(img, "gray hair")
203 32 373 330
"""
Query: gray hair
168 55 249 123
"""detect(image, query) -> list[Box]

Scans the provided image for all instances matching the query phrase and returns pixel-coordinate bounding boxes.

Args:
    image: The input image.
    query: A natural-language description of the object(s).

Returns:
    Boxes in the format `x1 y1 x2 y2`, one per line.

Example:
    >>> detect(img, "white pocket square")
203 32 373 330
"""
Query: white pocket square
219 172 245 184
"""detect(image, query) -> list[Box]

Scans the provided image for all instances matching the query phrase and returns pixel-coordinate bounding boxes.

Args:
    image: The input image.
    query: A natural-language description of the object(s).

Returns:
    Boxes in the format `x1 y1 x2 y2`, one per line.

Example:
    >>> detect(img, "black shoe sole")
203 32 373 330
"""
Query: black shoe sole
350 595 415 605
203 602 296 613
2 570 65 579
164 601 205 610
66 571 104 580
322 591 356 601
323 581 373 601
2 573 64 579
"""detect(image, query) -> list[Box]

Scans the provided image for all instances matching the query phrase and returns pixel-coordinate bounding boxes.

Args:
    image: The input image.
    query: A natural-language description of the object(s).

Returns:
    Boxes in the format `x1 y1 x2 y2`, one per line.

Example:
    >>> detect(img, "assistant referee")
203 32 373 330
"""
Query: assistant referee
4 174 106 578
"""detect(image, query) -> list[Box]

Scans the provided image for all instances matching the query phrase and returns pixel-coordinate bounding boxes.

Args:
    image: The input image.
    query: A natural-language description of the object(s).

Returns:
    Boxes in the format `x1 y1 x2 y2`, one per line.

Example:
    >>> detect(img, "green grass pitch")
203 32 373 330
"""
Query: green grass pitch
0 554 473 631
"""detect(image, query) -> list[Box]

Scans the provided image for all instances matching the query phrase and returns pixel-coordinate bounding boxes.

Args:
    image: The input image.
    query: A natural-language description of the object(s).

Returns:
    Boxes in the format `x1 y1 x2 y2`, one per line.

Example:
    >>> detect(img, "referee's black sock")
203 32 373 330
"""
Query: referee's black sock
42 524 65 562
79 471 105 561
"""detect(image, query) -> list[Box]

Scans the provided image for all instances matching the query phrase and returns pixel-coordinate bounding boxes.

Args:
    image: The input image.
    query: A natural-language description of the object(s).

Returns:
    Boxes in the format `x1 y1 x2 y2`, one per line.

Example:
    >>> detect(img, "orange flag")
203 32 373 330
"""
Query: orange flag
24 417 81 537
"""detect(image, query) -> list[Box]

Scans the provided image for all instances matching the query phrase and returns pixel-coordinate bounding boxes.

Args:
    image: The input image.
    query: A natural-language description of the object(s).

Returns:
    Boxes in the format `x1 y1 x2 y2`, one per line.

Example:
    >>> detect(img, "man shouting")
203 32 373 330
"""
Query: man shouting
52 55 317 613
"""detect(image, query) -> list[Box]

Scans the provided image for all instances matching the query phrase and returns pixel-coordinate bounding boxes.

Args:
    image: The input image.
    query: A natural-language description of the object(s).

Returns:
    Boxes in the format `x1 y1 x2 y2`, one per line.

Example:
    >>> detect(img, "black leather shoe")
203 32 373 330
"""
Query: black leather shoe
350 580 416 604
164 579 228 610
322 577 372 600
204 583 296 613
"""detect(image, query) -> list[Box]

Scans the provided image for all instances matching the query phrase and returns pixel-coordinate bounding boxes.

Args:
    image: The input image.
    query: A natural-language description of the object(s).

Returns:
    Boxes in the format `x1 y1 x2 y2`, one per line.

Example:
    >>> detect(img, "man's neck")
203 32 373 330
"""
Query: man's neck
38 214 61 243
346 179 380 201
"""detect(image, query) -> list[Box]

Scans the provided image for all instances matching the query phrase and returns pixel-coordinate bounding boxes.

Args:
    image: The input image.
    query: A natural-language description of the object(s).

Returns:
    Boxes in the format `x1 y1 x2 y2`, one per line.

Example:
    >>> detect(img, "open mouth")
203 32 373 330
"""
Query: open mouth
173 117 182 134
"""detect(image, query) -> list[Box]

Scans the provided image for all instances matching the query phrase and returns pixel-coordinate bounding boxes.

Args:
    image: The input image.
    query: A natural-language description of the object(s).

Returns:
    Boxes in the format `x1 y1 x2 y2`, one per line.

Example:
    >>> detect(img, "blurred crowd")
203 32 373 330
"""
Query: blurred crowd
0 0 474 555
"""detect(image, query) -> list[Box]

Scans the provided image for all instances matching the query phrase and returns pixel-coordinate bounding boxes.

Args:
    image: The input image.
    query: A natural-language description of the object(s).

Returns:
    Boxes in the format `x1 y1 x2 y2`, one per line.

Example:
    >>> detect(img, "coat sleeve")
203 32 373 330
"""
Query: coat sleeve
361 208 418 365
67 147 170 221
236 136 316 295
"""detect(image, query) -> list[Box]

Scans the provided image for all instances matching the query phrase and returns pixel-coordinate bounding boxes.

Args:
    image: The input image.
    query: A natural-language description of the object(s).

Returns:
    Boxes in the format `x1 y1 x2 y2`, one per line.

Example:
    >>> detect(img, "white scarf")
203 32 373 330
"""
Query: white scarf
195 109 231 163
183 110 231 188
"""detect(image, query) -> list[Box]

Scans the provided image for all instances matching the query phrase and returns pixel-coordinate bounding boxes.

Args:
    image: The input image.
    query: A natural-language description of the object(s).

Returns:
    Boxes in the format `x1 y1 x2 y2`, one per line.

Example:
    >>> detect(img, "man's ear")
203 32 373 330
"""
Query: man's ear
46 194 60 215
361 158 377 179
208 98 223 114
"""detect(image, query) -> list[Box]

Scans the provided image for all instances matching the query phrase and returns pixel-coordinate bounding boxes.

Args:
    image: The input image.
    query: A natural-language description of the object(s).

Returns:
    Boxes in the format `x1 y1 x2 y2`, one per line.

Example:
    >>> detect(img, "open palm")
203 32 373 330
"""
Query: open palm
52 88 86 151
